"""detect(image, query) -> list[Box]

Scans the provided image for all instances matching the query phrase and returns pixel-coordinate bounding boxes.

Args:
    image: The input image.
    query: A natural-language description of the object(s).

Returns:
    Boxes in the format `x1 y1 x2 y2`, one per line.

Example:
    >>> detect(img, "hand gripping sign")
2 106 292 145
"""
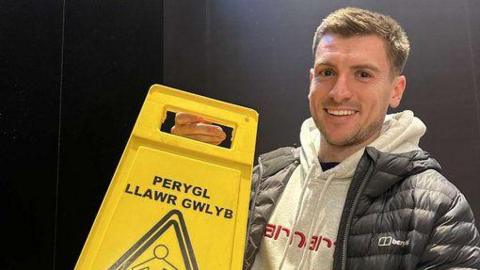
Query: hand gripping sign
75 84 258 270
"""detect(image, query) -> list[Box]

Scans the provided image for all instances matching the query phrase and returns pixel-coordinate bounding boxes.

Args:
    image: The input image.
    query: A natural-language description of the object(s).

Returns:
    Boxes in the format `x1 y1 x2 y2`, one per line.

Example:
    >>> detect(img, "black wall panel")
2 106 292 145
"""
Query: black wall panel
0 0 62 268
463 0 480 219
163 1 207 92
55 0 164 269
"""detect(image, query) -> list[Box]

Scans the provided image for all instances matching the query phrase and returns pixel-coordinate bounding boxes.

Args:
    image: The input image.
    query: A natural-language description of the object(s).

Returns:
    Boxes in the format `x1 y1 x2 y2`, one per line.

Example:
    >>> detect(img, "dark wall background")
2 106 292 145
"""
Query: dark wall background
0 0 163 269
56 1 163 269
1 0 479 269
0 0 62 268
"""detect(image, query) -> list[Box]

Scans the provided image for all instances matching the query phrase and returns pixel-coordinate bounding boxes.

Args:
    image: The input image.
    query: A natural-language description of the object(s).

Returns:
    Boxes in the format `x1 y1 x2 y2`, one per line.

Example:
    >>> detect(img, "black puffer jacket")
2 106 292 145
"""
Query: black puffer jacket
244 147 480 270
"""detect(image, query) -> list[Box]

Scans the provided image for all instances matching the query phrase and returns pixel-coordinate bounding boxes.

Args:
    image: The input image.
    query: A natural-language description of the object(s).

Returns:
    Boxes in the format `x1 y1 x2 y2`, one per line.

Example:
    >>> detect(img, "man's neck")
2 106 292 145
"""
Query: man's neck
318 131 380 163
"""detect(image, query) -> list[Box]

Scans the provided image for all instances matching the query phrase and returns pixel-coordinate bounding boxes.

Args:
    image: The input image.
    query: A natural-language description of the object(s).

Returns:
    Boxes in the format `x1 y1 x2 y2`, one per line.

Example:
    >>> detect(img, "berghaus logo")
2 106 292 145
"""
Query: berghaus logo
377 236 410 247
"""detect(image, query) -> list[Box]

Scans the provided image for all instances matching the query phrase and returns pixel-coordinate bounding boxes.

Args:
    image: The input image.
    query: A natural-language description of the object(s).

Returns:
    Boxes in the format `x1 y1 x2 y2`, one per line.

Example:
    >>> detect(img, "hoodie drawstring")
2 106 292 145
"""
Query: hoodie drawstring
278 164 336 270
298 172 335 269
278 163 317 269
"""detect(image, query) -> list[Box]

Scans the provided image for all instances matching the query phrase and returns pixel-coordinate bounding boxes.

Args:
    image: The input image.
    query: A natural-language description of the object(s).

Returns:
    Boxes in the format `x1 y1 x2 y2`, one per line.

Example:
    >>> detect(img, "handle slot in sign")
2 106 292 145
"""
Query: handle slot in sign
160 110 234 149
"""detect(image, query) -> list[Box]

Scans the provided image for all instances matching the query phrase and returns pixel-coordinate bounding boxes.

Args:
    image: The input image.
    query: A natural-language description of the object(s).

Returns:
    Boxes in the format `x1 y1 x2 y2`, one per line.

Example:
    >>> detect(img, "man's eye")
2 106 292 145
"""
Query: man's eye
357 71 372 78
318 69 335 77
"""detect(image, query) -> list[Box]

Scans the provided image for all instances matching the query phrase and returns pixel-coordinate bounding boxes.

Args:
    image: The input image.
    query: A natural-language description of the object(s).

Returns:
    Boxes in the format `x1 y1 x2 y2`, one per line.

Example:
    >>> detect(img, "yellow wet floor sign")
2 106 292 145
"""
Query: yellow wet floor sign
76 84 258 270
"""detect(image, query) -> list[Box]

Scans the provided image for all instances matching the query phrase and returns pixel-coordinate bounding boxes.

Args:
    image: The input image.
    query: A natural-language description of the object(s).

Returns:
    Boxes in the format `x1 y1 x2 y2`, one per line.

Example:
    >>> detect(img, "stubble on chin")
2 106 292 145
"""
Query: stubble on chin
317 116 384 148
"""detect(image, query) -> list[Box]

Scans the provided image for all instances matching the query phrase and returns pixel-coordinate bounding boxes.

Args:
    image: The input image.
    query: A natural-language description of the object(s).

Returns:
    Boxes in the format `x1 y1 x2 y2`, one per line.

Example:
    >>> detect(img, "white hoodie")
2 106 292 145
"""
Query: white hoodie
251 110 426 270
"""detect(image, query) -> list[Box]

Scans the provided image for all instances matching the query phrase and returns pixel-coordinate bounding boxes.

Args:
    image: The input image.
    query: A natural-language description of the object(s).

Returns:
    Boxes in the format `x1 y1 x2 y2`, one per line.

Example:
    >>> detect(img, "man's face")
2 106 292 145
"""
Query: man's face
309 33 406 147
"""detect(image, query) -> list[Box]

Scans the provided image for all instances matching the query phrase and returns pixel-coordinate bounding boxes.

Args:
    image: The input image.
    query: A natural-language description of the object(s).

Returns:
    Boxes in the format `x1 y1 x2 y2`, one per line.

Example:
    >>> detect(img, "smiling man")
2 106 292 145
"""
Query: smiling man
309 32 406 162
172 7 480 270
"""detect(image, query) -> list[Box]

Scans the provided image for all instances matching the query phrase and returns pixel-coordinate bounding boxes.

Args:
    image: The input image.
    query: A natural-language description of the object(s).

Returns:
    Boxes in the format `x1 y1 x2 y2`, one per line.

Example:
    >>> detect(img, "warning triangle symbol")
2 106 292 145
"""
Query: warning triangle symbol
109 210 199 270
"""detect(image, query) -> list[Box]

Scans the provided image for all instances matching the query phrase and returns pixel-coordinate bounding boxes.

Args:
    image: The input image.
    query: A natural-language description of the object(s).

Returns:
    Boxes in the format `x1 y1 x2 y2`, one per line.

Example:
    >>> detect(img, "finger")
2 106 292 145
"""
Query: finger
171 123 226 145
175 112 211 125
172 123 225 137
181 134 226 145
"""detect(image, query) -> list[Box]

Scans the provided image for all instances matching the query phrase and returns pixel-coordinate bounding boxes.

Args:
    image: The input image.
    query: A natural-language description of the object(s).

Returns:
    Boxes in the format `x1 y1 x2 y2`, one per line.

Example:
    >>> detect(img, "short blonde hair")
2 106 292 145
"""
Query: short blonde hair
313 7 410 74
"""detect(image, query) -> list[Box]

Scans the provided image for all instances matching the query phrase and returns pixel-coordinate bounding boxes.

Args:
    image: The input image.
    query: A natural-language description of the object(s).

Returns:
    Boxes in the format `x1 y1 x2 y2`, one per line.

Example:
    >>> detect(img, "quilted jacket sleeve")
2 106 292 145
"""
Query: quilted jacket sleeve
418 190 480 269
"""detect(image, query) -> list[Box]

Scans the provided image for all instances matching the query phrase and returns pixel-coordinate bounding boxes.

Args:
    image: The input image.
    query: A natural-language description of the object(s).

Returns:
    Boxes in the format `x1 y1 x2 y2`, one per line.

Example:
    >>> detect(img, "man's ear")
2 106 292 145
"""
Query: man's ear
390 75 406 108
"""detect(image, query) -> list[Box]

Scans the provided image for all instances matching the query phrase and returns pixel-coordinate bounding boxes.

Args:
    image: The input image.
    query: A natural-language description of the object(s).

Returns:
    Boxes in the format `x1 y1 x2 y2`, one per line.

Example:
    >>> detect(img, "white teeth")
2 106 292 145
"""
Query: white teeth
327 109 355 116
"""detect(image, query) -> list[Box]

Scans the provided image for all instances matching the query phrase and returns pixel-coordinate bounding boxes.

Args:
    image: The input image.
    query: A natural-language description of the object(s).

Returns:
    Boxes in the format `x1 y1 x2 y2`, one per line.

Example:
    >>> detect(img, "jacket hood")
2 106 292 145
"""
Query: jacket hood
299 110 427 179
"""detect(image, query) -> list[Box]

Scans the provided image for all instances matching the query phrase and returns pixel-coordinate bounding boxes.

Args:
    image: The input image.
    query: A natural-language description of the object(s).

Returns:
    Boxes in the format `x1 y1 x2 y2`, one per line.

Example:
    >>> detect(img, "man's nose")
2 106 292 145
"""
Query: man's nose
328 75 352 102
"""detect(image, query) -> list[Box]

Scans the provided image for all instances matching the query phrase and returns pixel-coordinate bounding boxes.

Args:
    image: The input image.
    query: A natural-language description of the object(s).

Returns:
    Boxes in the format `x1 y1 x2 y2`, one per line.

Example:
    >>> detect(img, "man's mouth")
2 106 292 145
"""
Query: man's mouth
325 109 357 116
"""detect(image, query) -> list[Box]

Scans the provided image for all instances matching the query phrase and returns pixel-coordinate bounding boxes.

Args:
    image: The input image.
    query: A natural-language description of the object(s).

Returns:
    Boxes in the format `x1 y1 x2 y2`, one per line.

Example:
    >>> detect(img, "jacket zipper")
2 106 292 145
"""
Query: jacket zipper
333 154 374 270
